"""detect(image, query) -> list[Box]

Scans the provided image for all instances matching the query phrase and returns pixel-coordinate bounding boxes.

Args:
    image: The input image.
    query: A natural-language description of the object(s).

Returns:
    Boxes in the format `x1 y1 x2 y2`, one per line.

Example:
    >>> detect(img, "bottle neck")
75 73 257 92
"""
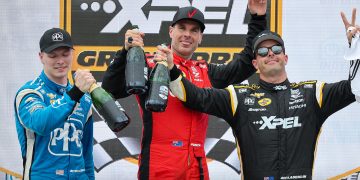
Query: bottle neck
89 83 99 93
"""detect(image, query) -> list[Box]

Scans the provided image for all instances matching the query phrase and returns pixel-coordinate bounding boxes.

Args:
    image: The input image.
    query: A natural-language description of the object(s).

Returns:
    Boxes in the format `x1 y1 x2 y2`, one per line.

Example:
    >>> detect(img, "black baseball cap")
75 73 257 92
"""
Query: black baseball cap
253 30 285 51
39 28 73 53
171 6 205 32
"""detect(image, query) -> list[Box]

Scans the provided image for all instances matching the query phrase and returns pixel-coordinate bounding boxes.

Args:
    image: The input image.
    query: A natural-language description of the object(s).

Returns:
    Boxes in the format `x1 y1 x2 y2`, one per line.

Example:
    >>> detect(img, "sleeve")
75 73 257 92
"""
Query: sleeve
14 89 78 136
344 32 360 102
169 66 239 124
82 115 94 180
207 14 266 88
101 48 130 99
315 80 356 120
349 59 360 102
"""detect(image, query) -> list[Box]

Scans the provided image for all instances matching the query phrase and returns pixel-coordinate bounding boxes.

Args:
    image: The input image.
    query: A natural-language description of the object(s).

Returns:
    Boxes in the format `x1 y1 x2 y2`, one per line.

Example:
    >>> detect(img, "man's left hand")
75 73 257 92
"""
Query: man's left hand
248 0 267 16
341 8 360 44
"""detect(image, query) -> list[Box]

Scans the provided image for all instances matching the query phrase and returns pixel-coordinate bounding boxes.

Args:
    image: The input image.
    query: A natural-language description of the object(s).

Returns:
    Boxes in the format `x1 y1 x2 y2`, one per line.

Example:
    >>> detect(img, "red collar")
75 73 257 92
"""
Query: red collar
173 52 200 67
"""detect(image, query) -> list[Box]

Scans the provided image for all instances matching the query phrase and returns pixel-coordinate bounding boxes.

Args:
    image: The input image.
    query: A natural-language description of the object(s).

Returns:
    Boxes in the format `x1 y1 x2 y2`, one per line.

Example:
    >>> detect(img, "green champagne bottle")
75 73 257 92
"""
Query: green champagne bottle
145 60 170 112
90 84 130 132
125 25 148 94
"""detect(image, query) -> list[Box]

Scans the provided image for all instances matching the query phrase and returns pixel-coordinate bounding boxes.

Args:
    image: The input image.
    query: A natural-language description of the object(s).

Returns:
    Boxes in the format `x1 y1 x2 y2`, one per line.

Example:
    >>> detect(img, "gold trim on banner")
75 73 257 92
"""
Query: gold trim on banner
0 167 22 179
328 166 360 180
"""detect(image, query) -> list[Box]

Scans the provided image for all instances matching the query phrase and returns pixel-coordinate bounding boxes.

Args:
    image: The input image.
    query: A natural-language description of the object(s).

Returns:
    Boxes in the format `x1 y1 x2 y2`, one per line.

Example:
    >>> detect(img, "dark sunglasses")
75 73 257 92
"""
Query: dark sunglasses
256 45 283 57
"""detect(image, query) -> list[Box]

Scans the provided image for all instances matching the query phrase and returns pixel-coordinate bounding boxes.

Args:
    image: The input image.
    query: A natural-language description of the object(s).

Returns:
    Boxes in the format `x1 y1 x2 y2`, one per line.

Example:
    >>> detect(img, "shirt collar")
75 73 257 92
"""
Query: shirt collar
259 78 290 91
173 52 196 67
40 70 71 94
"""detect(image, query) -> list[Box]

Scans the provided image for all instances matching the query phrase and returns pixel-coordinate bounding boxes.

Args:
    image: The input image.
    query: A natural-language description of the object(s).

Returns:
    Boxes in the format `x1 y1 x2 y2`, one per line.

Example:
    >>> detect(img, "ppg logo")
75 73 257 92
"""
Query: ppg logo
52 32 64 41
48 119 83 156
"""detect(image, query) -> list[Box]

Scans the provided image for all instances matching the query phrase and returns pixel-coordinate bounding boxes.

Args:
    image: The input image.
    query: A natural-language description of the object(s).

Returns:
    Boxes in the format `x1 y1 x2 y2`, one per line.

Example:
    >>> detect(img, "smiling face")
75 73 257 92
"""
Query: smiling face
169 19 203 59
39 47 73 85
252 40 288 82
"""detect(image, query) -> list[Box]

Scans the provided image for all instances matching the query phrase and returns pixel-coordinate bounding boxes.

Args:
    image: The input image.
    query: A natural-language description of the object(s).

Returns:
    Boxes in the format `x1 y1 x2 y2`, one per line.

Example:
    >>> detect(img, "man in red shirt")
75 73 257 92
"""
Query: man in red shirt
102 1 267 179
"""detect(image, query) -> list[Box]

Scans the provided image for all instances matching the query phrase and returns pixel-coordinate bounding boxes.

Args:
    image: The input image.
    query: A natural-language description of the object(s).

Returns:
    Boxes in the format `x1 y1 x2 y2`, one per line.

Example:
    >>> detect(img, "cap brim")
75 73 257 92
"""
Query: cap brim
172 18 205 32
254 35 284 50
43 43 74 53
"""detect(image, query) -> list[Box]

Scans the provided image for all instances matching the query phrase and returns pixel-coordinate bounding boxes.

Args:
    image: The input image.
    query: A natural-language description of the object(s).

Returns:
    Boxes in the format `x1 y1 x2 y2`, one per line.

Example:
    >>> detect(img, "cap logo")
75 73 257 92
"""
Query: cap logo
188 9 197 18
52 32 64 42
258 33 267 38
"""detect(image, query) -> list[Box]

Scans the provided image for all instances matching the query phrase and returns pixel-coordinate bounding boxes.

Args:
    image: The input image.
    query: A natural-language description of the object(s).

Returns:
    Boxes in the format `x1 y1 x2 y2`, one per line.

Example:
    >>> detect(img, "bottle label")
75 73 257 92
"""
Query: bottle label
114 100 125 112
144 67 148 80
159 85 169 100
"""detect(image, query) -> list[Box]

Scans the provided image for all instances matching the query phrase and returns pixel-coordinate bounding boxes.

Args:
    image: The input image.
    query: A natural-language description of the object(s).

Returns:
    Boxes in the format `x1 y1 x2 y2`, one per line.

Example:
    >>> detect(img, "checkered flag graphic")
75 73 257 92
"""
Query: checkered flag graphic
92 102 240 174
92 108 141 172
341 171 360 180
205 118 241 173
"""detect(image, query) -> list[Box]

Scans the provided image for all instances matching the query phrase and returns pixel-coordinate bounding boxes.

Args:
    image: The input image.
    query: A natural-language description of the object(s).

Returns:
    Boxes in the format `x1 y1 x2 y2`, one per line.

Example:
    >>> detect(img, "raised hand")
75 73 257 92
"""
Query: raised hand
124 28 145 51
74 69 96 93
153 45 174 70
341 8 360 43
248 0 267 16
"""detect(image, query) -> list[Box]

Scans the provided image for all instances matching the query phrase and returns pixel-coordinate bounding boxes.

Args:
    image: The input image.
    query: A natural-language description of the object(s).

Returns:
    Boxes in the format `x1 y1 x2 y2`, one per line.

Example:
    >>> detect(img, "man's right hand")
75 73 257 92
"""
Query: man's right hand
124 29 145 50
74 69 96 93
153 45 174 70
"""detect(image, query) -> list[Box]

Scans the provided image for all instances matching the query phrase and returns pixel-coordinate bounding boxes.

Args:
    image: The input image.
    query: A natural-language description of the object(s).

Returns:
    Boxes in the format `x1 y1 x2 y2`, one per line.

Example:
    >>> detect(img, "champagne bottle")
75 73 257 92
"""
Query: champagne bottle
90 83 130 132
125 25 148 94
145 53 170 112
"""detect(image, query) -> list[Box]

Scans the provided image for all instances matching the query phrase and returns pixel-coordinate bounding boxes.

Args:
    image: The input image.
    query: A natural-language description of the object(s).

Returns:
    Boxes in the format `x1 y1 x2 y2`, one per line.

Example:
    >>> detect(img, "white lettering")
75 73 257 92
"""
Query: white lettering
289 104 306 110
258 116 302 130
248 108 266 112
280 175 307 179
51 122 82 151
289 99 304 105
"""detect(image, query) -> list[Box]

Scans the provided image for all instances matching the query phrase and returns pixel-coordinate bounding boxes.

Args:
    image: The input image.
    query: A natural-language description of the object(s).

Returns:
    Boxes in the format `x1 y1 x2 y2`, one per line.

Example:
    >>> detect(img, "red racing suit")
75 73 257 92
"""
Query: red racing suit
101 14 266 180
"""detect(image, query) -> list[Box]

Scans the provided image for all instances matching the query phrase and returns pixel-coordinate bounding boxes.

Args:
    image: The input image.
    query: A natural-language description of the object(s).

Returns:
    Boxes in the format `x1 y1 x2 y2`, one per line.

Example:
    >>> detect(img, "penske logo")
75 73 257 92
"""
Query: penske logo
253 116 302 130
188 9 197 18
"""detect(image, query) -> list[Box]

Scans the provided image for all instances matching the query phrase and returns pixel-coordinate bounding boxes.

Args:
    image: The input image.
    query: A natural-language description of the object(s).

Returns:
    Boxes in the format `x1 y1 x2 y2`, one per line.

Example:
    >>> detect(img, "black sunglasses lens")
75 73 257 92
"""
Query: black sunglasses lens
271 45 283 54
257 48 269 57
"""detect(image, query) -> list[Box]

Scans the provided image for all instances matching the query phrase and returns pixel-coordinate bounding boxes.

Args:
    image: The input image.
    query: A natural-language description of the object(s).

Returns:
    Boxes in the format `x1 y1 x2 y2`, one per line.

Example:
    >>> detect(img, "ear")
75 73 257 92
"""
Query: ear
252 59 258 70
169 26 174 39
284 54 288 65
198 32 203 45
39 52 45 65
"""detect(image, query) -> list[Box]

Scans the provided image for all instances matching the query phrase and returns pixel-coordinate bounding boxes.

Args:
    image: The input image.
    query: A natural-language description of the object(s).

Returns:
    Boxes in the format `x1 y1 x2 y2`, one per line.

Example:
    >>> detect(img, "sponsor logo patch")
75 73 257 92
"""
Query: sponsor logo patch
248 108 267 112
244 97 255 106
258 98 271 106
250 92 265 98
253 116 302 130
